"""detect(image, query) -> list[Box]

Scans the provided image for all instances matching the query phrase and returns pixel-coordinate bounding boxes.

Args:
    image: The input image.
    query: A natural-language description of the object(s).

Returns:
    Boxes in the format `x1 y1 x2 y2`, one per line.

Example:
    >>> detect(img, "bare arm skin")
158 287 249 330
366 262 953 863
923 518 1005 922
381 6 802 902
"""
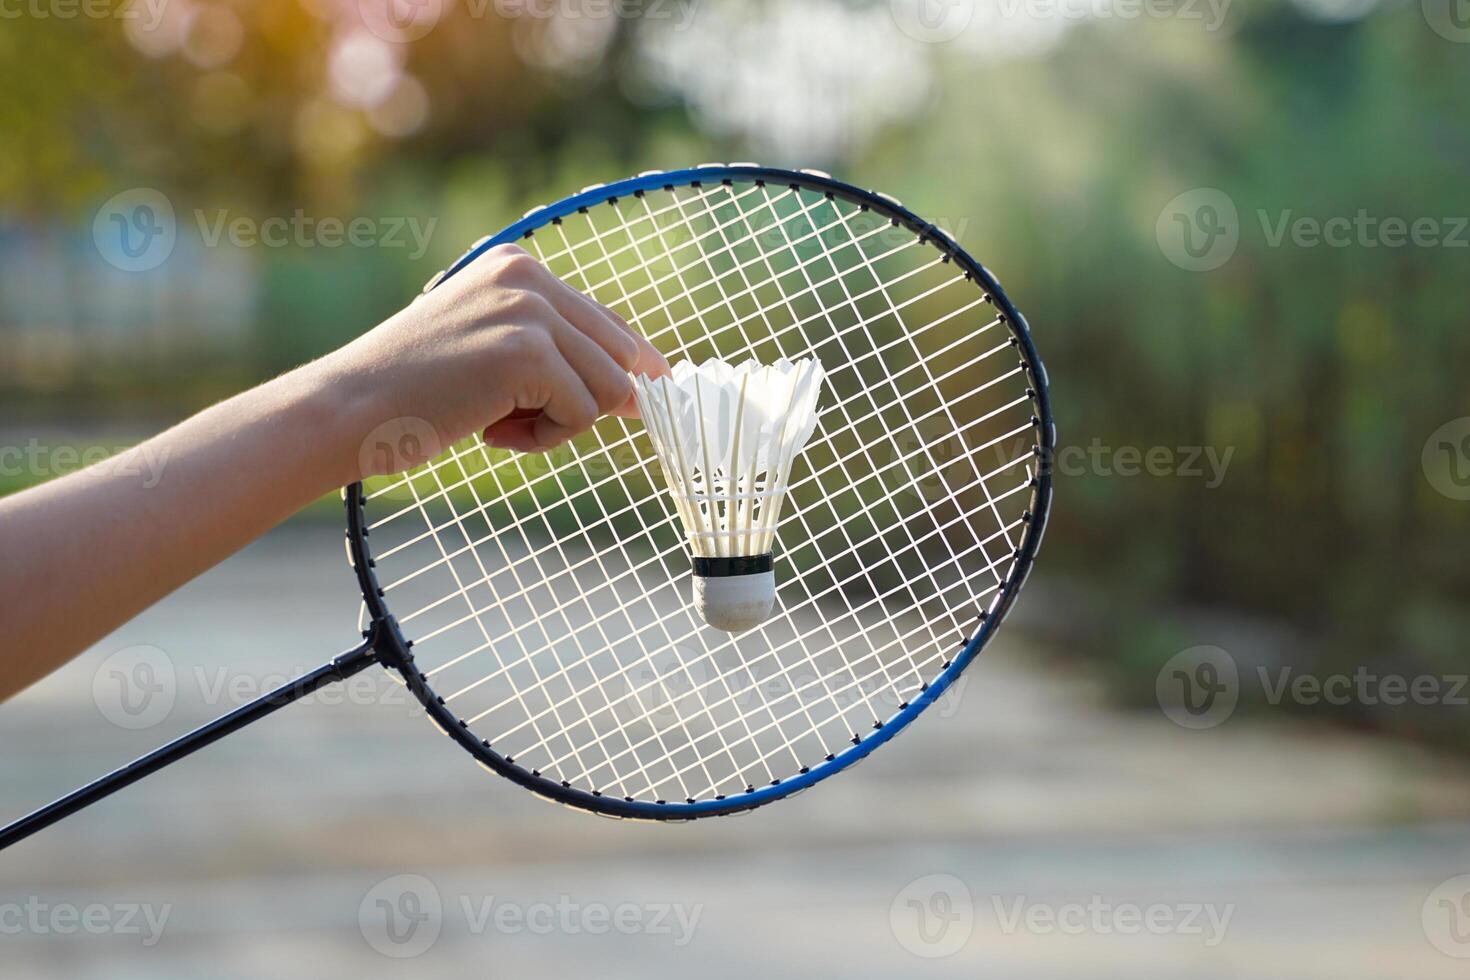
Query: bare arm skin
0 244 668 701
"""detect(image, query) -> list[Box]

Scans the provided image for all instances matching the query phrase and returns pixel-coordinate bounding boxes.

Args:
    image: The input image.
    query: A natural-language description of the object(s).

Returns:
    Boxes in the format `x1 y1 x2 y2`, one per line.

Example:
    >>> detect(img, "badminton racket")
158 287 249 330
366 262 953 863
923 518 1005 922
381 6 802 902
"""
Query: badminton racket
0 164 1054 849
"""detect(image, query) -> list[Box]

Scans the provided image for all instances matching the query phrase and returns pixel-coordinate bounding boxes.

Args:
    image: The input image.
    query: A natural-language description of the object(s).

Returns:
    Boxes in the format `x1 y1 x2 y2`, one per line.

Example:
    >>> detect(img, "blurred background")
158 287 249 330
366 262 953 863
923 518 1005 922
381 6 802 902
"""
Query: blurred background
4 0 1470 975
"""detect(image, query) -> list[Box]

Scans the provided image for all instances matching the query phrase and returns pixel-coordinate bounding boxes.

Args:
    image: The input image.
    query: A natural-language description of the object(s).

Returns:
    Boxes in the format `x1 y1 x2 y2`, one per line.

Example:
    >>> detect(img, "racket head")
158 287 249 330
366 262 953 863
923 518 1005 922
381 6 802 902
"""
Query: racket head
346 165 1054 820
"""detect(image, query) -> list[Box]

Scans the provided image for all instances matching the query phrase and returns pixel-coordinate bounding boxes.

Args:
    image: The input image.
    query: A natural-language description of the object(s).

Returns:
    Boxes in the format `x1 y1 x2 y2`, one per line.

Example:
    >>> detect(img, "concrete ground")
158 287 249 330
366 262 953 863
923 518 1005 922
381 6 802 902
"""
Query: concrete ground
4 522 1470 978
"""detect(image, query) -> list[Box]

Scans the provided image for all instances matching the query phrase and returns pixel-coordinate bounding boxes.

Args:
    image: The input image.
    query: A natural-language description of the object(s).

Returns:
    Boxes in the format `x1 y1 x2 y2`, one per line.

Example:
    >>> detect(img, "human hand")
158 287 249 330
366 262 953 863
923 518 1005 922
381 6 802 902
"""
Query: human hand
0 243 673 692
325 243 670 476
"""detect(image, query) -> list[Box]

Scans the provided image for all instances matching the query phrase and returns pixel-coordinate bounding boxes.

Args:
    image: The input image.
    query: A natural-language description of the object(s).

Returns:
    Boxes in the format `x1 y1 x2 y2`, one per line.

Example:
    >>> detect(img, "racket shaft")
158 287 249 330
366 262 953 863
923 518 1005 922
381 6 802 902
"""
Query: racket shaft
0 639 377 851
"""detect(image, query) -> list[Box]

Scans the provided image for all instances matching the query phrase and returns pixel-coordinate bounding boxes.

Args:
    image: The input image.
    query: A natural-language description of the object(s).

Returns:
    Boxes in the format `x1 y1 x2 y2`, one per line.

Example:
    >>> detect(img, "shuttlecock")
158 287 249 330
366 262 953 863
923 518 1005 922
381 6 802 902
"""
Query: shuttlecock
633 357 827 632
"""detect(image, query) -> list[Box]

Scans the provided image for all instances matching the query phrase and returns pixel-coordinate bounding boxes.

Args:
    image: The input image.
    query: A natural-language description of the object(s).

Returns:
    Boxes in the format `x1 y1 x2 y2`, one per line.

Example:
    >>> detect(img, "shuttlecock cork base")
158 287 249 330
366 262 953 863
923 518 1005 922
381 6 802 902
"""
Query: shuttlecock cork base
633 356 827 634
692 554 776 632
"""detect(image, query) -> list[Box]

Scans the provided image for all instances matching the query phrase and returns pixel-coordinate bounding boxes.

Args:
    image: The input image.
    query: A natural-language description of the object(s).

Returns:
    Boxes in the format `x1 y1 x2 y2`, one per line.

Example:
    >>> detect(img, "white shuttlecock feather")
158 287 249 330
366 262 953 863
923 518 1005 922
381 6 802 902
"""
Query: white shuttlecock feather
632 357 827 632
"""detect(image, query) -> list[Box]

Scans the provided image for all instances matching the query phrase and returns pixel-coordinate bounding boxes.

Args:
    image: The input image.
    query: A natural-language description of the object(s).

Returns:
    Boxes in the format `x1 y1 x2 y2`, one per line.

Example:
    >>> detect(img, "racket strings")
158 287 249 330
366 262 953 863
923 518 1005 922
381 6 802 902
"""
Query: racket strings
367 296 1007 551
454 478 1025 745
541 517 1026 798
362 188 980 516
824 199 1017 596
424 453 1023 730
744 185 1009 620
386 371 1026 662
646 185 962 709
396 285 993 728
377 226 1001 620
540 187 913 787
372 223 1015 602
359 179 1040 803
368 335 1020 604
595 185 981 694
458 498 1024 733
402 207 1005 799
583 190 952 777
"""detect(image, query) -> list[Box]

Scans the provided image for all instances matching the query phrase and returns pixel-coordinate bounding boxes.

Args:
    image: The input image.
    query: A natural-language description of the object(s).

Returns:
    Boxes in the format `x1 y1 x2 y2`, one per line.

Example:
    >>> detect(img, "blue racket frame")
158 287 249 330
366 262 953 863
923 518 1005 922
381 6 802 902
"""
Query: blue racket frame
349 164 1055 820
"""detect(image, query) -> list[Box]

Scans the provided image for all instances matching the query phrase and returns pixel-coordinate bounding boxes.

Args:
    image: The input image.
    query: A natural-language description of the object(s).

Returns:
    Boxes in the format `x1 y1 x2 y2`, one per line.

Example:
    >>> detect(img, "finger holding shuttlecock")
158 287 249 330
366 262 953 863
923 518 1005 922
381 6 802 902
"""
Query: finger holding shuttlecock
633 357 827 632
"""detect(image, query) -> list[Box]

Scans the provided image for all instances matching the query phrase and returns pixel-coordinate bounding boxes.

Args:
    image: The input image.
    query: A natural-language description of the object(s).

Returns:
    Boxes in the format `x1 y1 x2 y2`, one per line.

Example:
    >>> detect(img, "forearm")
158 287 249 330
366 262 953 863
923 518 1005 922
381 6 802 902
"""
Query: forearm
0 244 666 701
0 358 370 700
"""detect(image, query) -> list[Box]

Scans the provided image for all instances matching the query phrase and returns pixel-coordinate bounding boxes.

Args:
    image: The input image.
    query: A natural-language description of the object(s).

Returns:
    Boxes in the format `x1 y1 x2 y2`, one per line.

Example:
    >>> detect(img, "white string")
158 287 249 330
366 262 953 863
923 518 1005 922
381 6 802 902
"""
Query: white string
554 199 759 791
359 179 1042 803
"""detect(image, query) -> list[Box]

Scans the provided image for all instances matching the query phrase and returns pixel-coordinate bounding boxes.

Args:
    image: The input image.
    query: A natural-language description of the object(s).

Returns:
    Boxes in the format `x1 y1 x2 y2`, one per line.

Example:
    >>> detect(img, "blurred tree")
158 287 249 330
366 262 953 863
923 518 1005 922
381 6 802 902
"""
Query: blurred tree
1 0 1466 747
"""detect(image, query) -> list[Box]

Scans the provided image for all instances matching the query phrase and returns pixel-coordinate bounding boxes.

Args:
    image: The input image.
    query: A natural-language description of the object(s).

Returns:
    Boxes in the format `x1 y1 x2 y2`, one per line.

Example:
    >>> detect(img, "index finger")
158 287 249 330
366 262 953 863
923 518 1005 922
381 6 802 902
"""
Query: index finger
549 277 670 381
544 280 643 371
606 325 669 419
609 308 670 380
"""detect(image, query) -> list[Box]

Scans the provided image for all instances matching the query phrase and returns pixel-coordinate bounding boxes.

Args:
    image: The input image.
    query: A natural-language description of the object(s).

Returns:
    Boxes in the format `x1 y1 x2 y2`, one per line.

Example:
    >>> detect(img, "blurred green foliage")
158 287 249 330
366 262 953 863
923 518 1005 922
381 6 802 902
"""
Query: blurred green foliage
2 0 1467 746
901 10 1470 746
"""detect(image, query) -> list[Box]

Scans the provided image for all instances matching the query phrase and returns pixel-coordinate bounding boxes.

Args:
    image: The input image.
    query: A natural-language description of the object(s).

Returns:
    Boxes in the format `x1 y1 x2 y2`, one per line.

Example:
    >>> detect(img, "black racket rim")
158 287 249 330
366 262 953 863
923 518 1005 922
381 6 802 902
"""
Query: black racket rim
345 164 1055 820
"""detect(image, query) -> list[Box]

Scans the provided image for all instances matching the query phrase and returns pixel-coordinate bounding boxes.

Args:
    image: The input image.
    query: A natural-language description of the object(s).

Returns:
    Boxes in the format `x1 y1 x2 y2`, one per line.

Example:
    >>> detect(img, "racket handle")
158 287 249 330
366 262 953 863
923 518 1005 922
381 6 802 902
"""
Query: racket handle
0 637 378 852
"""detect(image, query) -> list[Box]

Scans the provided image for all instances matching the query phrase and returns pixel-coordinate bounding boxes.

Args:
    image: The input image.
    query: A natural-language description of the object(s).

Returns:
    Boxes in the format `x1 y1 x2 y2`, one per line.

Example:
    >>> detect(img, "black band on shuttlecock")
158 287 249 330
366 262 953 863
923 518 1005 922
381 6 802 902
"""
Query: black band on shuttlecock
692 553 773 578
